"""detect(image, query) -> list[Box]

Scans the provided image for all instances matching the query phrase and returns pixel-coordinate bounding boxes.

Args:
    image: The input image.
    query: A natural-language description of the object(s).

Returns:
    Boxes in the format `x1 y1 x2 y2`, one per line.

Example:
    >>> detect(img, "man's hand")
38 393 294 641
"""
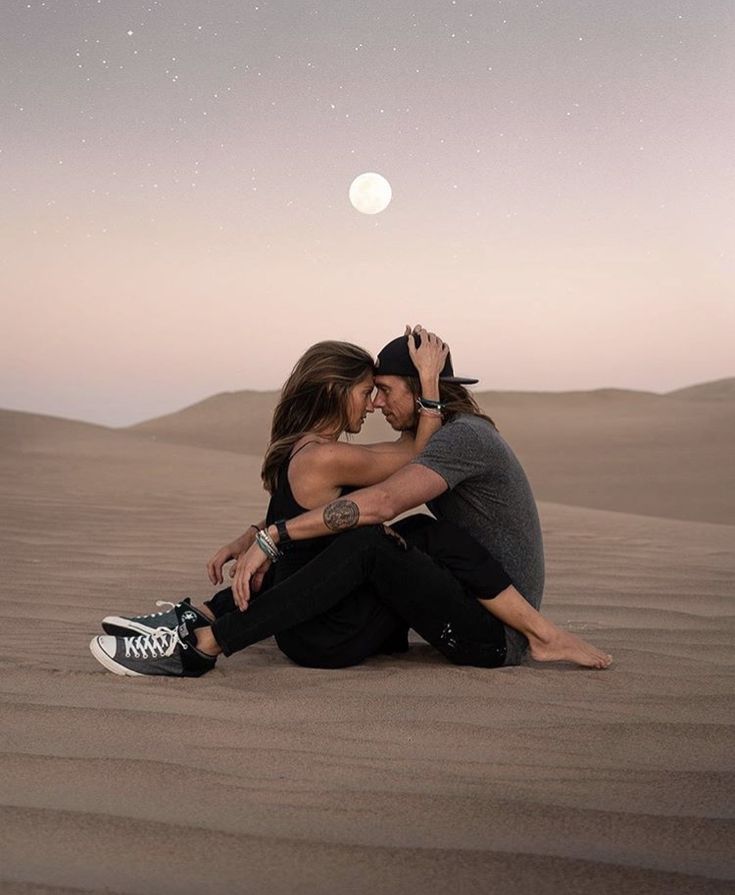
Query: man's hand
406 324 449 382
206 527 257 585
232 540 271 611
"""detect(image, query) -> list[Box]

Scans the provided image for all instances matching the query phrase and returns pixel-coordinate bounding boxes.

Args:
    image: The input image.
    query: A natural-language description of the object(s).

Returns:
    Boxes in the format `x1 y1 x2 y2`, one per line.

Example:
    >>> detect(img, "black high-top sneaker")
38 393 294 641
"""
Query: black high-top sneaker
90 606 217 678
101 597 210 637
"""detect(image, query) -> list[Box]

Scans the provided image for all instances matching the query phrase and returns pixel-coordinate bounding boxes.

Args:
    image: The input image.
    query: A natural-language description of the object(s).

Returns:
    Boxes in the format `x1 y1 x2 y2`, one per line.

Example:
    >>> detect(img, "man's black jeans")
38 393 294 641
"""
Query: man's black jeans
208 525 507 668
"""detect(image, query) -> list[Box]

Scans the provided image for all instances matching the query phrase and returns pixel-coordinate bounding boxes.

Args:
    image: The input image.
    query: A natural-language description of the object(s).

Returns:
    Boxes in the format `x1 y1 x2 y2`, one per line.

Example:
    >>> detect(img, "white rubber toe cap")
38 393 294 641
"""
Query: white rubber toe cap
96 636 117 659
89 635 142 676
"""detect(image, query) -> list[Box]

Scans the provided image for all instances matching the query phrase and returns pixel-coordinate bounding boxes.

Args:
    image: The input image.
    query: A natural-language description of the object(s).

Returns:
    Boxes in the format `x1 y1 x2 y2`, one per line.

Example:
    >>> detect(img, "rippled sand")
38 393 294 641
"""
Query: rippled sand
1 397 733 894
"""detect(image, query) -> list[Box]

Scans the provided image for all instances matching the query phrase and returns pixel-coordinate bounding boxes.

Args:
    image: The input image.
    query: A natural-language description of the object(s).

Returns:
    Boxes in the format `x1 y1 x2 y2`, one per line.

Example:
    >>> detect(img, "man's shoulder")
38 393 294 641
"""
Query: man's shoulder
416 414 499 488
419 414 499 465
439 414 498 445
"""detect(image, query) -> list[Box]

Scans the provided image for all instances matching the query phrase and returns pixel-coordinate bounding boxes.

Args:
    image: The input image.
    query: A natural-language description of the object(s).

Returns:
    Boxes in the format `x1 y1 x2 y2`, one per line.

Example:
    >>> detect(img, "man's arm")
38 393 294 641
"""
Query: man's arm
231 464 448 608
284 463 448 539
359 432 414 453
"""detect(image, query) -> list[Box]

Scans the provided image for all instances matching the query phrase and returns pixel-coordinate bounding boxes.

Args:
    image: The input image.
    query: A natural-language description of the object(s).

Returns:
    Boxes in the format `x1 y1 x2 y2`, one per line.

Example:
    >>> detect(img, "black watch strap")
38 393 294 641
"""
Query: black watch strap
275 519 291 544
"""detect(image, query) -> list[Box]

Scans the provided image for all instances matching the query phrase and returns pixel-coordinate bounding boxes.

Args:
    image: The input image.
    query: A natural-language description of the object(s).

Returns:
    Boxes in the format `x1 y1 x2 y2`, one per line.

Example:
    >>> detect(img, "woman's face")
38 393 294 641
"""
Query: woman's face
345 373 375 433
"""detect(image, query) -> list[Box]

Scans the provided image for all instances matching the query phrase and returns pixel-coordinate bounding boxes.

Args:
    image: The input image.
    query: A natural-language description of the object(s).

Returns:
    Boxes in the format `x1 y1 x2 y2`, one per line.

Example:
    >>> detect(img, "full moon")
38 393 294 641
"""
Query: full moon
349 172 392 215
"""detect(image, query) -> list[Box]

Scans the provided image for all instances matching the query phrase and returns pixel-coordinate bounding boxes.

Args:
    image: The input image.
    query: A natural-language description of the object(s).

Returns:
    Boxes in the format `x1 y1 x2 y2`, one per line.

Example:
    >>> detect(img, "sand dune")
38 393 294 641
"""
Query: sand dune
0 409 115 452
1 421 733 893
128 389 278 457
124 381 735 524
666 377 735 401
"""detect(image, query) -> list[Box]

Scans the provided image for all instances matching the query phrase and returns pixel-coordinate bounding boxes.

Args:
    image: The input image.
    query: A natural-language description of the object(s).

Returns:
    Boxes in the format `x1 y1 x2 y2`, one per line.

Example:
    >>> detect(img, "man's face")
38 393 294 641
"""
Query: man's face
373 375 417 431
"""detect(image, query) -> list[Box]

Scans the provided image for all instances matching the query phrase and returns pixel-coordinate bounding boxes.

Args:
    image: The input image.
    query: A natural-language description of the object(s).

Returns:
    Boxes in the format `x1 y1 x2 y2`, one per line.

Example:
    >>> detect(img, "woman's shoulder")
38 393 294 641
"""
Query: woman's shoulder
287 436 345 481
290 437 386 486
290 437 356 462
286 436 345 506
288 434 332 461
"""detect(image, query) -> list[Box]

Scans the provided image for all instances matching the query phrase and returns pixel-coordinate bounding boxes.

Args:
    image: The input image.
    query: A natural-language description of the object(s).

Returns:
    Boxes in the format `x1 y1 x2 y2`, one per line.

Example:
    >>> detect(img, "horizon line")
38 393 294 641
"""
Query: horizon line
2 375 732 430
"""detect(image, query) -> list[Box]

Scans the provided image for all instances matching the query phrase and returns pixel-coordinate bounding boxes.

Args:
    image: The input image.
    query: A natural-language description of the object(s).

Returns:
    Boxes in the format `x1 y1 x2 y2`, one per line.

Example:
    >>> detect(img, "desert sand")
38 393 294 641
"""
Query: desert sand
1 384 734 894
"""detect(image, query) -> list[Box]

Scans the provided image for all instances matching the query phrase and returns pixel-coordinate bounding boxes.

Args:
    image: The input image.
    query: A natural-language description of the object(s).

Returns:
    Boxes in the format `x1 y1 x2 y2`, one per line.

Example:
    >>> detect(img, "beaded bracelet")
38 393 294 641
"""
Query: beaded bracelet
259 528 281 557
255 529 282 563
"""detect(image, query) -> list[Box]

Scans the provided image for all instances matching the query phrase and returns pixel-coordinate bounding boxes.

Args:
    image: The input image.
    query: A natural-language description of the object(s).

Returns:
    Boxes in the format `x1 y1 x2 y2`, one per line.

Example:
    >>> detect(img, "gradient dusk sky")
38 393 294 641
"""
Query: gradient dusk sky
2 0 733 425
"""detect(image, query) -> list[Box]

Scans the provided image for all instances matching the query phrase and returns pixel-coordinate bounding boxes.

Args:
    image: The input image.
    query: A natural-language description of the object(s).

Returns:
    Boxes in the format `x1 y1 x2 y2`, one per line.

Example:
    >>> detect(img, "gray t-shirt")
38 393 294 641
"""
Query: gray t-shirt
412 413 544 665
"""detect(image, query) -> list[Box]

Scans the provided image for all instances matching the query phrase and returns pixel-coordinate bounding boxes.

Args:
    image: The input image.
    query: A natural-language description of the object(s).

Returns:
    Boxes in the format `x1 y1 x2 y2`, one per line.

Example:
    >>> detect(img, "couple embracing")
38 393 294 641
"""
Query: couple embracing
91 325 611 676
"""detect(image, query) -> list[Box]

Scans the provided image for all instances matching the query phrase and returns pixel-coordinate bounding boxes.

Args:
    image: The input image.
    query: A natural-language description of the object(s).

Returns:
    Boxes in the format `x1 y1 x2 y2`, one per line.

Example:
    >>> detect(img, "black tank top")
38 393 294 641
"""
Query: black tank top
265 442 316 525
265 441 354 575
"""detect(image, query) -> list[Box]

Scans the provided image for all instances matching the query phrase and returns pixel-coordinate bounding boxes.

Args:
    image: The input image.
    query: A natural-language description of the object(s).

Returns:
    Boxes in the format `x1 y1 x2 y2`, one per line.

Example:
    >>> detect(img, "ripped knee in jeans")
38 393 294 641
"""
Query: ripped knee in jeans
438 620 506 668
381 524 408 550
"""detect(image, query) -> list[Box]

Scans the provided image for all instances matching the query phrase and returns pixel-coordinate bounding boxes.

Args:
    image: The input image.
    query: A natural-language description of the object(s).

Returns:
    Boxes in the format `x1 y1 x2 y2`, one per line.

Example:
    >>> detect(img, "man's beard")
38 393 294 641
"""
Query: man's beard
382 412 418 433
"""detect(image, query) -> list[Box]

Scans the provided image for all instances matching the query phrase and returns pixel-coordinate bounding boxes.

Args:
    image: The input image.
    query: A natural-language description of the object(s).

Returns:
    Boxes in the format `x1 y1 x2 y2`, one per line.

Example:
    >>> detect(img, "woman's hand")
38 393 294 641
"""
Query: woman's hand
232 540 271 610
406 324 449 383
206 527 256 585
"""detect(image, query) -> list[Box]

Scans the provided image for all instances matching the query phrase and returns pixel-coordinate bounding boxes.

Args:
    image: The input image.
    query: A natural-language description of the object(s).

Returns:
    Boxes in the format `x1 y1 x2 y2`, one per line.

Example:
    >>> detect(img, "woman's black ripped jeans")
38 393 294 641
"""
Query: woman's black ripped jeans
207 524 507 669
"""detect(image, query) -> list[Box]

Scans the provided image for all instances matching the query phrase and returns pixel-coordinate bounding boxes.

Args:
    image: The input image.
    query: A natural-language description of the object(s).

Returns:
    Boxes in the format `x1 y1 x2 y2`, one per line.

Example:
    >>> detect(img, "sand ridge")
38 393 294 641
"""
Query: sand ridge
118 381 735 524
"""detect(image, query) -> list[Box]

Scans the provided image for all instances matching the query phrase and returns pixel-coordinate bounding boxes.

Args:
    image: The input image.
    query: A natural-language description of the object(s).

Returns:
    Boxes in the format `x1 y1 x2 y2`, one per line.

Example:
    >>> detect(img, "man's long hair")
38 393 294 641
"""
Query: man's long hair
261 341 375 494
405 378 496 428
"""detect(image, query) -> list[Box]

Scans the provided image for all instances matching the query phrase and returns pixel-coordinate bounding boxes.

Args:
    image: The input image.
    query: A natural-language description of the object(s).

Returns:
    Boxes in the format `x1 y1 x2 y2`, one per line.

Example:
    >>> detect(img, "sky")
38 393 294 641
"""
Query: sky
2 0 733 426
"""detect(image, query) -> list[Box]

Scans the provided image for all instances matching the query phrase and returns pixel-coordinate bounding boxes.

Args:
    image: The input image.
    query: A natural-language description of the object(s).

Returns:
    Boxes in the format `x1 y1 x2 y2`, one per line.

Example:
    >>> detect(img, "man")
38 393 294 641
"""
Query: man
91 331 611 674
365 334 545 666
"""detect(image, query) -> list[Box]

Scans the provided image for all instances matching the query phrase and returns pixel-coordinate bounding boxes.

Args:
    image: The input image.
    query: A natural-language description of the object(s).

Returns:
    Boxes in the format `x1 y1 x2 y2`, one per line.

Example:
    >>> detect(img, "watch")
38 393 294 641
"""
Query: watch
274 519 291 544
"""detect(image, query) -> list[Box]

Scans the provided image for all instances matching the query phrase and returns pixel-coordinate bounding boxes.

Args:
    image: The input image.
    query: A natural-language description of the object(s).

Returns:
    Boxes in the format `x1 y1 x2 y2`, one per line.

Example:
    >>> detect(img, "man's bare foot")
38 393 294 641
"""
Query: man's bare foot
528 627 612 669
476 586 612 669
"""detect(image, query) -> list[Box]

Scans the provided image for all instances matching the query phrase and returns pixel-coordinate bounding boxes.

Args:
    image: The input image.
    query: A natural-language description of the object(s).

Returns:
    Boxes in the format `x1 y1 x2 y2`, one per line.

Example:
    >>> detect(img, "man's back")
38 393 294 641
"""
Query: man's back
413 413 544 665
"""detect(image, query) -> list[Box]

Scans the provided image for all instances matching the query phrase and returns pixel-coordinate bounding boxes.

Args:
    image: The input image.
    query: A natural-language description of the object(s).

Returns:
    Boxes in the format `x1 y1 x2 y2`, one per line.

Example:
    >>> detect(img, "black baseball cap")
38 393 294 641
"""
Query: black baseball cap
375 334 479 385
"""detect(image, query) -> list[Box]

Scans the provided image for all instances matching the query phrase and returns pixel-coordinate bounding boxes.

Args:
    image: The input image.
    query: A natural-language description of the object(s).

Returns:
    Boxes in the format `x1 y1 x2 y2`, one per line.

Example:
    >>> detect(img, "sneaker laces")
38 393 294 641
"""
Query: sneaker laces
138 600 178 619
124 627 181 660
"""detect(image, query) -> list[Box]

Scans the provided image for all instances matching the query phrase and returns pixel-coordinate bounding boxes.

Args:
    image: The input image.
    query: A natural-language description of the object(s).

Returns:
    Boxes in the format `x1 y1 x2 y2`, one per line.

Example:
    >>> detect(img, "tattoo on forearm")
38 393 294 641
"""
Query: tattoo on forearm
323 499 360 532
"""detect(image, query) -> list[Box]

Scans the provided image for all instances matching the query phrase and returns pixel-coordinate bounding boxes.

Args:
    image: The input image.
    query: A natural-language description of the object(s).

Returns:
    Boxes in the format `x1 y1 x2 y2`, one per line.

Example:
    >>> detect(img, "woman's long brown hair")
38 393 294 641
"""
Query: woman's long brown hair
261 341 375 493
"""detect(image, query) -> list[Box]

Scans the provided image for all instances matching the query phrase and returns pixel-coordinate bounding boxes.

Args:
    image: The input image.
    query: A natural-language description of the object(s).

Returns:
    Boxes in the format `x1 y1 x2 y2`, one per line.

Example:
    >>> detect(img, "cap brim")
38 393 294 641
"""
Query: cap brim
441 376 479 385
